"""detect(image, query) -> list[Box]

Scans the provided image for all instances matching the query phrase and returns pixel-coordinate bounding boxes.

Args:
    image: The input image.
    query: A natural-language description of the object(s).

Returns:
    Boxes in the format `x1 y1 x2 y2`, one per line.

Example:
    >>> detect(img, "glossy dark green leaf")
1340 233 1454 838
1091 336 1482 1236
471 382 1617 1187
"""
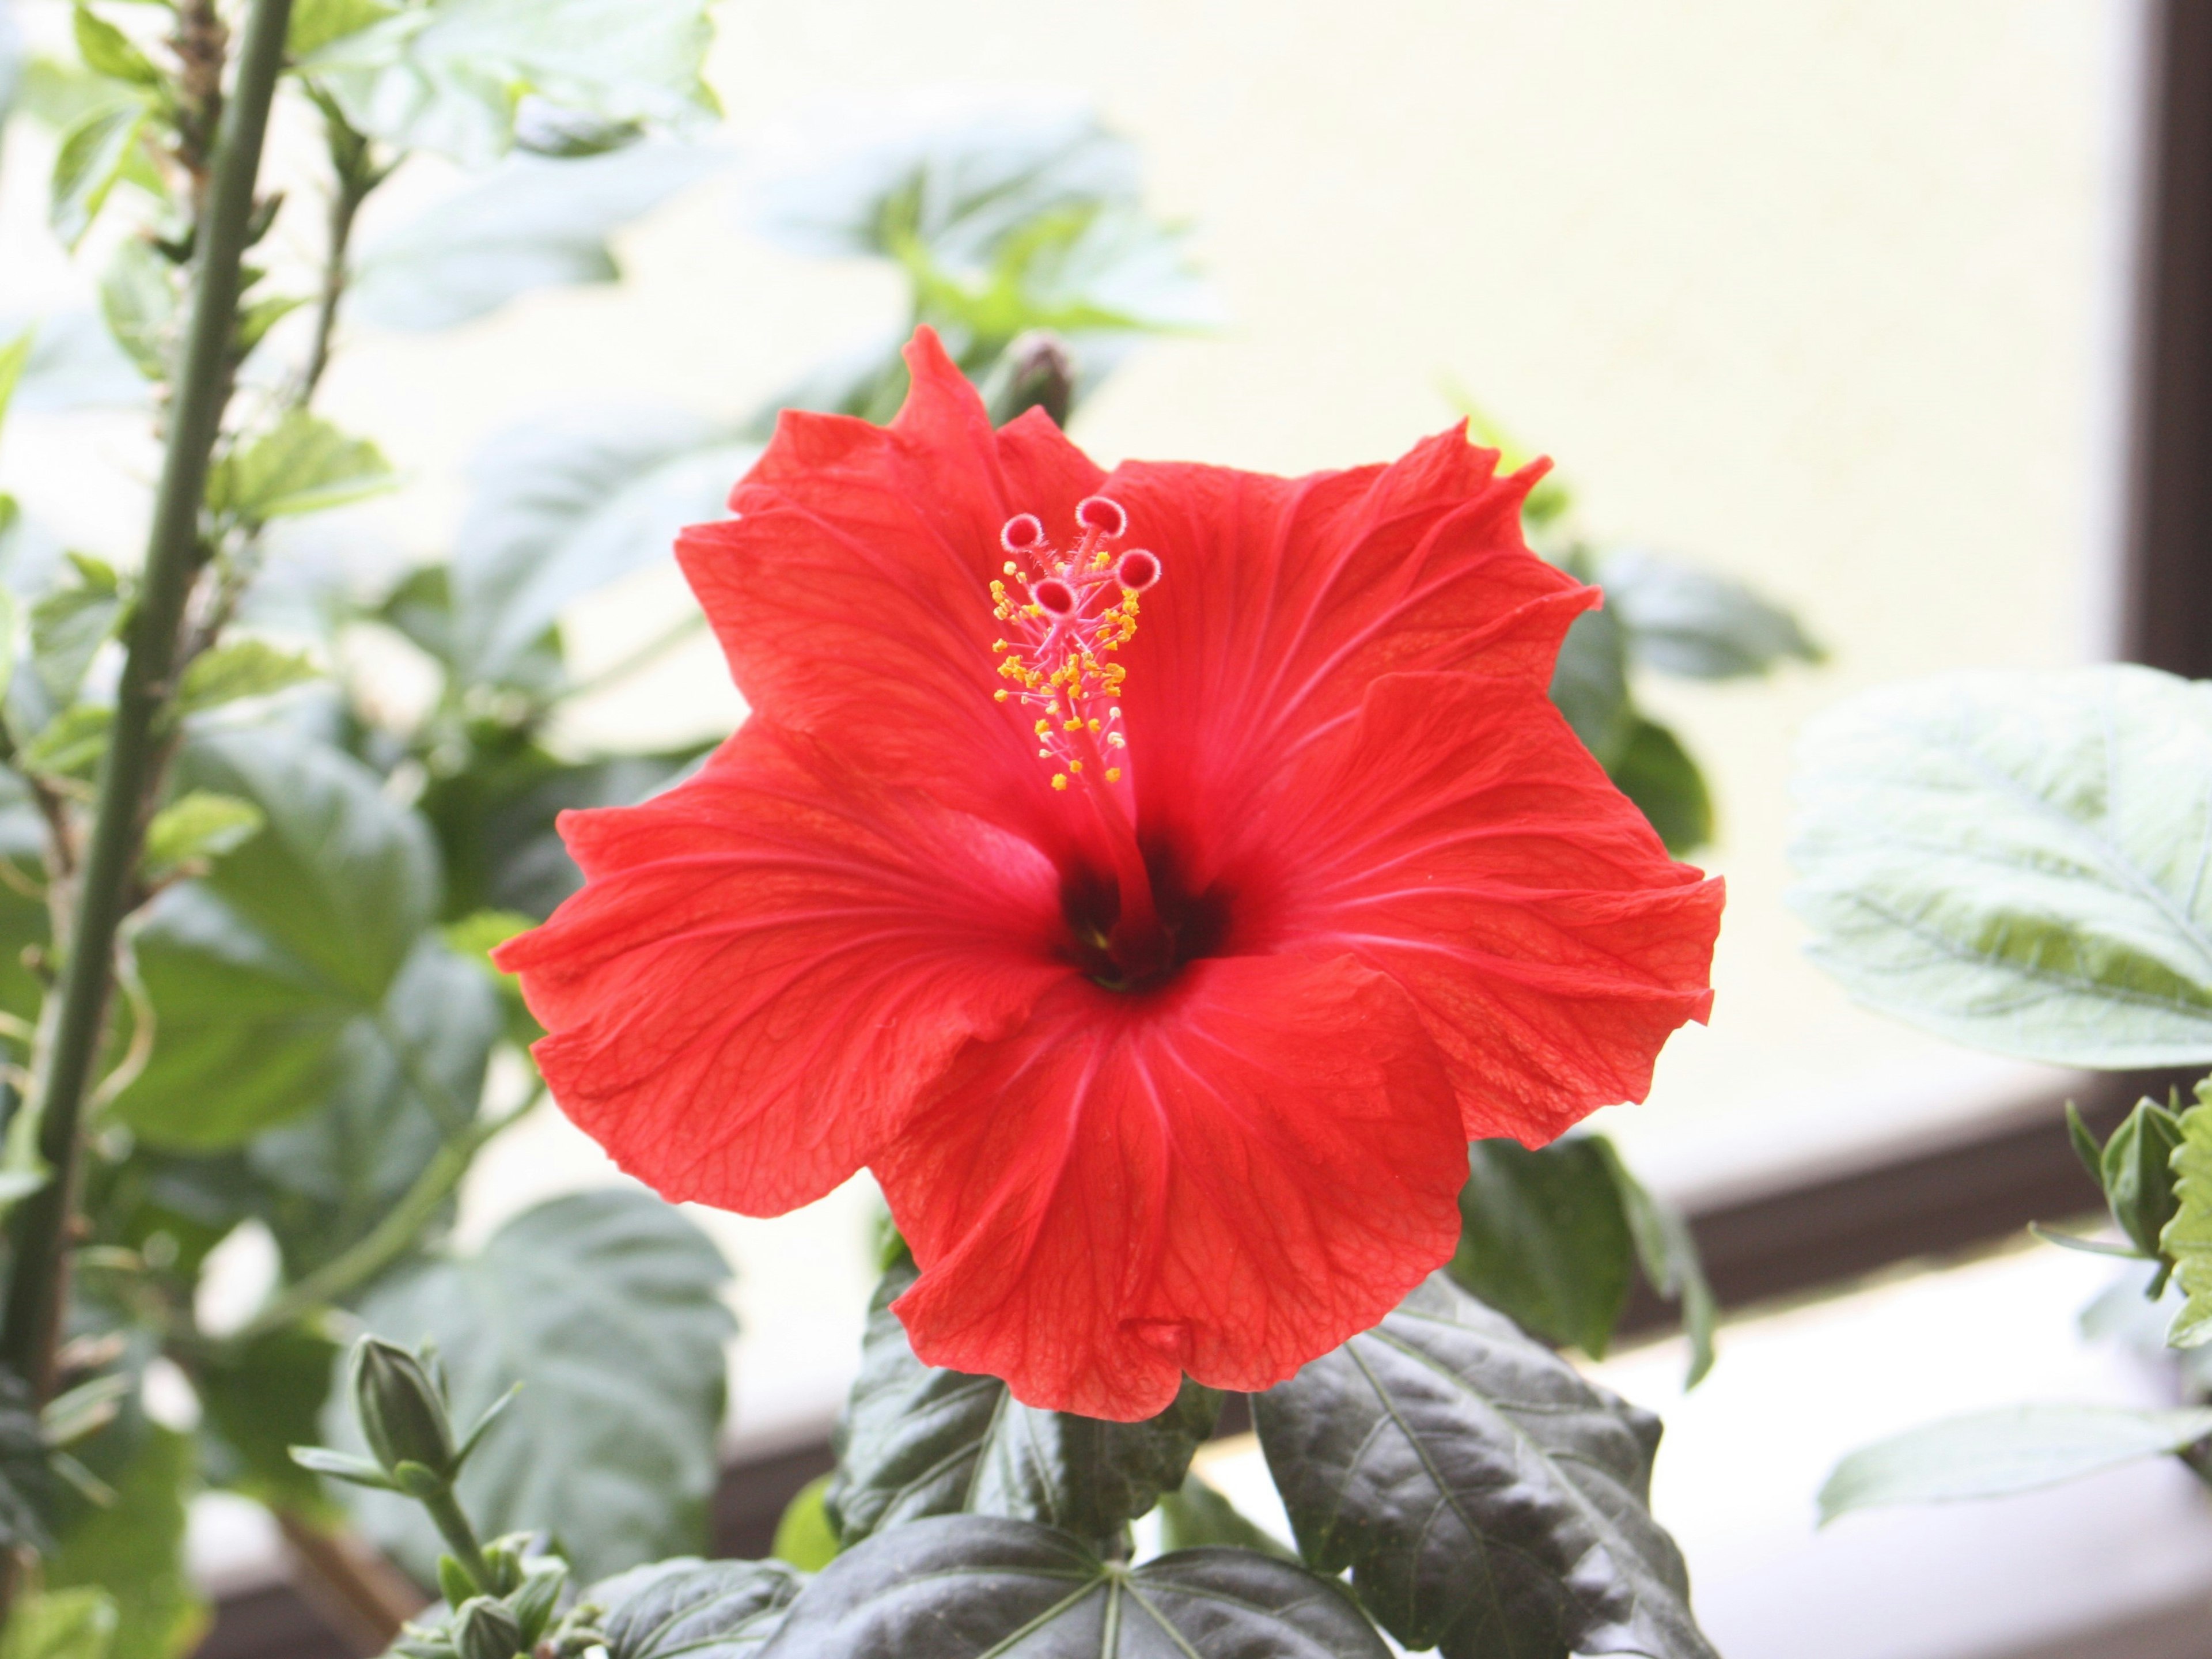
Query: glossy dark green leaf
827 1262 1219 1551
758 1517 1388 1658
334 1190 733 1582
1820 1404 2212 1519
47 1422 201 1659
1450 1137 1631 1359
48 100 146 250
1611 715 1714 854
1256 1272 1714 1659
350 145 726 331
1547 604 1633 768
449 407 746 685
1596 548 1821 680
1790 664 2212 1067
592 1557 806 1659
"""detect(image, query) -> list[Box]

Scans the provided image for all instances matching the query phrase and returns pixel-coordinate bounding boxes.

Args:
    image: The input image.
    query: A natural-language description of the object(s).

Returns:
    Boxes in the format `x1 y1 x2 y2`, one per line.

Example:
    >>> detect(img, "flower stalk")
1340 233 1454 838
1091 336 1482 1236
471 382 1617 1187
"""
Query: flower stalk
0 0 297 1397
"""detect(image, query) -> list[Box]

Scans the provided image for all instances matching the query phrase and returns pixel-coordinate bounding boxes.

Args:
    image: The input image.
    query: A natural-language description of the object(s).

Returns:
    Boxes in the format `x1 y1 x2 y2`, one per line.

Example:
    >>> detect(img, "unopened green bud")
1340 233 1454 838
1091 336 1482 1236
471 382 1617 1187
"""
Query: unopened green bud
354 1337 457 1483
983 330 1075 430
2105 1097 2186 1259
453 1598 522 1659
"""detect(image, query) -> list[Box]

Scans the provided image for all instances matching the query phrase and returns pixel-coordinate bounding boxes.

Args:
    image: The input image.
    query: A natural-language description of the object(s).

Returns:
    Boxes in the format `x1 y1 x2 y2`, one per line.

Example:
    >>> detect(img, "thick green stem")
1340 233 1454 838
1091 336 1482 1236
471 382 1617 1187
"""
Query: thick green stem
0 0 296 1396
420 1487 496 1594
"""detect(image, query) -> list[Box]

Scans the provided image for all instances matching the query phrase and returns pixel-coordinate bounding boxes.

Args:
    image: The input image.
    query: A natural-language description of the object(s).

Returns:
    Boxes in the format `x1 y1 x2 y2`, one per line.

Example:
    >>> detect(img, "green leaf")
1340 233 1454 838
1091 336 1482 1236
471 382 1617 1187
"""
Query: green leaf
332 1189 734 1582
0 1590 119 1659
826 1260 1219 1551
1154 1472 1294 1559
70 9 160 89
589 1557 804 1659
350 145 726 331
2101 1096 2186 1261
0 8 21 131
771 1475 839 1573
450 408 747 685
209 411 396 522
0 331 32 439
2161 1082 2212 1345
1819 1403 2212 1520
1789 664 2212 1067
47 1423 202 1659
22 705 112 778
196 1326 343 1516
1449 1137 1632 1359
287 0 397 59
50 100 148 250
1255 1272 1715 1659
1611 715 1714 854
1595 1138 1718 1387
1547 604 1634 768
29 573 122 709
764 1516 1389 1658
142 791 264 874
0 1367 56 1552
175 639 319 714
442 909 540 1046
308 0 715 168
96 237 174 382
1596 547 1822 680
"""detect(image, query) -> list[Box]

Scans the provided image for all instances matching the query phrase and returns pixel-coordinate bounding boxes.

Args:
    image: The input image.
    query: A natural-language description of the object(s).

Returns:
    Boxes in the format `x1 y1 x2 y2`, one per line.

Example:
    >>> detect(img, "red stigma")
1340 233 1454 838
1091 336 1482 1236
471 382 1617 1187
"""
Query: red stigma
1032 577 1080 617
1001 514 1046 554
1115 550 1161 592
1075 495 1128 537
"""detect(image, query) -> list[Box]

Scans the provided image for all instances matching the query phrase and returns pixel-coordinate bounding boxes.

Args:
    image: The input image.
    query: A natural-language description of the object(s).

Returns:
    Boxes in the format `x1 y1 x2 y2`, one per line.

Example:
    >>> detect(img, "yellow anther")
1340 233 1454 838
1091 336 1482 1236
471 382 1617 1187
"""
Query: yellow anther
1105 767 1122 782
1088 719 1101 733
1052 774 1069 790
1003 562 1018 575
994 690 1008 702
1069 760 1083 774
1035 719 1050 736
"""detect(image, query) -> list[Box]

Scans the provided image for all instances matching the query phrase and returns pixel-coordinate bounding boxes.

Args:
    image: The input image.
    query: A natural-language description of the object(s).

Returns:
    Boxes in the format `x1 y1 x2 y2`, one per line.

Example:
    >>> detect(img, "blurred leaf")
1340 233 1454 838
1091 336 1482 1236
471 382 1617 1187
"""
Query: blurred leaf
0 1366 56 1552
97 237 175 381
287 0 397 59
333 1190 733 1583
0 1590 119 1659
1594 1138 1717 1387
50 100 148 250
2098 1095 2186 1264
0 332 31 437
1256 1272 1713 1659
1 313 145 414
1449 1137 1631 1360
1819 1404 2212 1521
29 570 121 711
23 706 113 778
209 412 396 522
307 0 715 168
2162 1084 2212 1346
175 639 319 714
765 1517 1387 1659
195 1326 342 1516
450 407 746 685
1611 715 1713 855
588 1557 804 1659
47 1423 203 1659
142 791 264 876
1790 664 2212 1067
1154 1472 1294 1559
234 294 305 358
0 7 20 132
441 908 540 1045
1597 548 1821 680
70 9 158 89
350 144 726 331
771 1475 838 1573
1547 604 1633 768
827 1260 1218 1552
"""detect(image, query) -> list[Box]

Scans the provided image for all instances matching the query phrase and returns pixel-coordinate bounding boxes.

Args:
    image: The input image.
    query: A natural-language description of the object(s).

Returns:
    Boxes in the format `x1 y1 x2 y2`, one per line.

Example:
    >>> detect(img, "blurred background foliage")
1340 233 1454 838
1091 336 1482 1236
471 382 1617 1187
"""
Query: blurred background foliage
0 1 1815 1653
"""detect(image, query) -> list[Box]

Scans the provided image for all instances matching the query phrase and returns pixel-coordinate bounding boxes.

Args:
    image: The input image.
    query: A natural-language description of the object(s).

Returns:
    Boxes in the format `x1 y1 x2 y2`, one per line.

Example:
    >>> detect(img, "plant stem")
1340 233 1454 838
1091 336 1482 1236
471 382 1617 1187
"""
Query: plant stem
421 1485 497 1593
231 1096 536 1347
297 100 375 408
0 0 297 1398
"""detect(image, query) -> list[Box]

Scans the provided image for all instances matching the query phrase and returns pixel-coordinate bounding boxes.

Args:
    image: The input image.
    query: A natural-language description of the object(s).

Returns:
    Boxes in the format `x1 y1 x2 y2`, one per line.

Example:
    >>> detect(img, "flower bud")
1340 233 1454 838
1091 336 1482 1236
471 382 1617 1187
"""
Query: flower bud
453 1598 522 1659
2104 1097 2186 1260
983 331 1075 430
354 1338 457 1484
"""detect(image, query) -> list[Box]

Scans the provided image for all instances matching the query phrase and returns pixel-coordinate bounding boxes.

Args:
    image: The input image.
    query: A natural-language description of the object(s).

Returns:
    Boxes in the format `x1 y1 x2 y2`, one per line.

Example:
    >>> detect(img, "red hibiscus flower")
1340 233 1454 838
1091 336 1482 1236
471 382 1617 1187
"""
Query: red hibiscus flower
495 329 1722 1421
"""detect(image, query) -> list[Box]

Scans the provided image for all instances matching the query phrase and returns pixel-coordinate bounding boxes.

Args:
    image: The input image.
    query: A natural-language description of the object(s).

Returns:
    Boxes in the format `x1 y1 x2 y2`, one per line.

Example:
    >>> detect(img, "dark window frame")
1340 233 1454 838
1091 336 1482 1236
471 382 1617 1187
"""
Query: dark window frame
198 7 2212 1653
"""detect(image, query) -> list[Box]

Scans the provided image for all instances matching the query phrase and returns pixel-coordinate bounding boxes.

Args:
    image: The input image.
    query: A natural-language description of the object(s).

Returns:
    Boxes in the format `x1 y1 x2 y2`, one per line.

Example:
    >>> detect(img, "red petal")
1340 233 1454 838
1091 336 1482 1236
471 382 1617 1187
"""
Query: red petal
878 954 1465 1419
1103 433 1596 874
1254 671 1722 1143
675 329 1106 851
495 721 1069 1214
